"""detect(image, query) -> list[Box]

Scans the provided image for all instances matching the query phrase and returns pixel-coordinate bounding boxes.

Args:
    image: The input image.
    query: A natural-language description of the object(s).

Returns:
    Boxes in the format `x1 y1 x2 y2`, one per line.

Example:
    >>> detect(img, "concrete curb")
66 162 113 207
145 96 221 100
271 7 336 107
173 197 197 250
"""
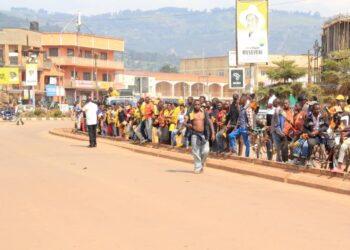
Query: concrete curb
49 128 350 196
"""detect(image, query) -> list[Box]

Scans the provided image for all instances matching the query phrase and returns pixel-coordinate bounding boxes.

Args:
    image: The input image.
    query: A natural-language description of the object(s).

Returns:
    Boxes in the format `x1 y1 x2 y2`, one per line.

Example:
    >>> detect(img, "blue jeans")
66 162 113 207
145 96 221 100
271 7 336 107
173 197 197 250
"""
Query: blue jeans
272 132 282 162
229 128 250 157
191 135 210 171
216 129 226 153
171 129 179 146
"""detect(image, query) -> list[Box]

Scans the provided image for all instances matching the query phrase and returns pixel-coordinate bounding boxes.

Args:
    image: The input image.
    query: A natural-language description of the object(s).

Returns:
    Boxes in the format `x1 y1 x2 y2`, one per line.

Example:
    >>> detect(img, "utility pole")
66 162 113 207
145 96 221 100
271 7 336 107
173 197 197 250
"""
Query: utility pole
94 53 99 100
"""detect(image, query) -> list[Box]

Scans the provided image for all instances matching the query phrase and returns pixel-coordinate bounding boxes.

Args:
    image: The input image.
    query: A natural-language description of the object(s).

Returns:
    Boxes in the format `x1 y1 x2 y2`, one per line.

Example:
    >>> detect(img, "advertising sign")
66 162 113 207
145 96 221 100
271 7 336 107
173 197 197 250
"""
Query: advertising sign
98 81 113 90
236 0 268 64
229 68 245 89
0 68 20 85
46 84 57 97
25 64 38 86
75 80 95 89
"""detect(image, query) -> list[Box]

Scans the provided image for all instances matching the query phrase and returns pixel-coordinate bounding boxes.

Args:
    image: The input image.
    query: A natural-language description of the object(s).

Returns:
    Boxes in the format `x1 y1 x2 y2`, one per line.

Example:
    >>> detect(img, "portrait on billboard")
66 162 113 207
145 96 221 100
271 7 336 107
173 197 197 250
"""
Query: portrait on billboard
237 0 268 64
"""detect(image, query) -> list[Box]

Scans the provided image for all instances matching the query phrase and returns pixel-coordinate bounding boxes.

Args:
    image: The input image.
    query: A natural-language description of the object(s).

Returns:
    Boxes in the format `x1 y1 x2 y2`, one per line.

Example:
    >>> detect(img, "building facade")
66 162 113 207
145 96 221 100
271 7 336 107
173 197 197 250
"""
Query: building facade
322 15 350 57
0 28 125 105
116 71 235 99
180 54 310 91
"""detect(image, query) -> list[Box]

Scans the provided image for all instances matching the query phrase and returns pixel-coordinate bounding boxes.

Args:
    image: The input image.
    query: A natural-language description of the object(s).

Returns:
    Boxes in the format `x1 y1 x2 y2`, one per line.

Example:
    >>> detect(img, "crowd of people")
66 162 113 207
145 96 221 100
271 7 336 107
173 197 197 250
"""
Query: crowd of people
75 90 350 173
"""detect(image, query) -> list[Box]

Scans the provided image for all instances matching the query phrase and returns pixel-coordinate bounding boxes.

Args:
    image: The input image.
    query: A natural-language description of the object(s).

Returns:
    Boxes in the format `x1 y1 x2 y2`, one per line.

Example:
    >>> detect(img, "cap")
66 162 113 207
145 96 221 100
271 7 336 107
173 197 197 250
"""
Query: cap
336 95 345 101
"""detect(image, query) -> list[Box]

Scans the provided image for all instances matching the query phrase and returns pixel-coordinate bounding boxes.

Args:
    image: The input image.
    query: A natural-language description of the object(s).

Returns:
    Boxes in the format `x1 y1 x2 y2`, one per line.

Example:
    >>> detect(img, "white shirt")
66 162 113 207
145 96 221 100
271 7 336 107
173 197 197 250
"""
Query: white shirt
82 101 98 125
267 95 277 115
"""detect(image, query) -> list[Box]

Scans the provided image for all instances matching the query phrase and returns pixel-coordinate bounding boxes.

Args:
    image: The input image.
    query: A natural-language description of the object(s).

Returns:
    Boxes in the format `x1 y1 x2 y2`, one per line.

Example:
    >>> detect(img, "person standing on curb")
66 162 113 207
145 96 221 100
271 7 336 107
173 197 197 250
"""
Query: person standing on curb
186 99 215 174
82 97 98 148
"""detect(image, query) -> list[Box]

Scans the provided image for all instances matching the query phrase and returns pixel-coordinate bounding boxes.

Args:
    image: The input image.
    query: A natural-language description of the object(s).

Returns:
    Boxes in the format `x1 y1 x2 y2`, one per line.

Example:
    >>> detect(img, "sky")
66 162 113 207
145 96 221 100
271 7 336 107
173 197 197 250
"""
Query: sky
1 0 349 17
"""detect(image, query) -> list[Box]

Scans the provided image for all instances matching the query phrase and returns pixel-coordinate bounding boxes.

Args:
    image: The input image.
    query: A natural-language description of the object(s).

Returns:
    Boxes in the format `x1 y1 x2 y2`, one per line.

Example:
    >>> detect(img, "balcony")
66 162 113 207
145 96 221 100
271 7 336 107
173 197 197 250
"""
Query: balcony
50 57 124 70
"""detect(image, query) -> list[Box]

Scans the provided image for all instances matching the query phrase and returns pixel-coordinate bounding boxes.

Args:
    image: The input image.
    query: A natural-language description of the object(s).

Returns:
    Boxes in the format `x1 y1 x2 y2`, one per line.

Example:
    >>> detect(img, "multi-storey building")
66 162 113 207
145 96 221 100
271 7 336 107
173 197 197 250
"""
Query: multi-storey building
322 15 350 57
0 27 47 102
42 32 124 104
0 26 124 105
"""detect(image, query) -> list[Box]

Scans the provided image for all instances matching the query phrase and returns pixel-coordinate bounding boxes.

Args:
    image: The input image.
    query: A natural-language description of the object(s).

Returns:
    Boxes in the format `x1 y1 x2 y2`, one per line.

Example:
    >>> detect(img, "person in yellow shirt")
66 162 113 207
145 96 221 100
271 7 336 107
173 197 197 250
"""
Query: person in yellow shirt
108 87 119 97
169 98 185 132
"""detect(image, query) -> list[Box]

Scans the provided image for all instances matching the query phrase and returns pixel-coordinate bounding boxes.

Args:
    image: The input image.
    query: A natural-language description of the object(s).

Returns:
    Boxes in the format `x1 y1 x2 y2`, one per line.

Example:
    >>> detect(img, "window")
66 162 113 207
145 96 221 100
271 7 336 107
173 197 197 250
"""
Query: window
114 51 124 62
67 48 74 57
219 70 225 76
0 48 4 64
49 48 59 57
71 71 78 79
83 72 91 81
100 52 108 60
93 72 97 81
102 73 110 81
85 51 92 58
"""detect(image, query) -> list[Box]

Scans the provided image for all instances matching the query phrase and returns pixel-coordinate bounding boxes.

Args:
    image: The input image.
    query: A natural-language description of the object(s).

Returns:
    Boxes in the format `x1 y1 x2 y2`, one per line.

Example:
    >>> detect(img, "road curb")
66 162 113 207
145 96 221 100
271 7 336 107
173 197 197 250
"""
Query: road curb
49 128 350 196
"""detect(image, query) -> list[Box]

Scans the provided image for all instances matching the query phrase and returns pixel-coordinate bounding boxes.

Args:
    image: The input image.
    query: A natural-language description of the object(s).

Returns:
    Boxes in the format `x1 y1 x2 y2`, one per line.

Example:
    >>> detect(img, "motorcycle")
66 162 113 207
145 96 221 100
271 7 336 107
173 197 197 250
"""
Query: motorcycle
1 109 16 121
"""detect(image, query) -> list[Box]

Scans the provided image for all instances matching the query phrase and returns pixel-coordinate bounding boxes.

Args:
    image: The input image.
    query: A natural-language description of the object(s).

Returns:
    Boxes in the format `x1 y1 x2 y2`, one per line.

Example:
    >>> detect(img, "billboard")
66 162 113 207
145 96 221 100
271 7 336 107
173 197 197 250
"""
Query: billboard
25 64 38 86
229 68 245 89
0 68 20 85
236 0 268 64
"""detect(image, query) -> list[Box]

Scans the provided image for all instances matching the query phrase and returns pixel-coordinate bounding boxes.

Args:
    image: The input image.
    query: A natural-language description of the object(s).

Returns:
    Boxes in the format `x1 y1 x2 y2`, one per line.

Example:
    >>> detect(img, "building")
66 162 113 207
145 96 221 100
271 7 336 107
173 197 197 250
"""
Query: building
116 71 235 99
322 15 350 57
0 26 125 106
180 54 311 90
42 32 124 104
0 27 47 102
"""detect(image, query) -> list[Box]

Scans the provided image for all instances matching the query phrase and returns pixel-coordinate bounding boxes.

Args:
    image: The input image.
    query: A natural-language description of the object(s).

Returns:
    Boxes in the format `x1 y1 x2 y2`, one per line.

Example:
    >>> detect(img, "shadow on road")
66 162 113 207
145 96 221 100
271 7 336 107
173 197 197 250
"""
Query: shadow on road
70 145 89 148
166 170 194 174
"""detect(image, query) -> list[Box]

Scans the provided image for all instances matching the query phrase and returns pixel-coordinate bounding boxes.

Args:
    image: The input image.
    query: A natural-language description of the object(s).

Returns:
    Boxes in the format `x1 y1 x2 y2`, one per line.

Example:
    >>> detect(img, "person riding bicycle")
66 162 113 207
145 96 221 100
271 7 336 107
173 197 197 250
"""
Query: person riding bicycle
301 103 329 167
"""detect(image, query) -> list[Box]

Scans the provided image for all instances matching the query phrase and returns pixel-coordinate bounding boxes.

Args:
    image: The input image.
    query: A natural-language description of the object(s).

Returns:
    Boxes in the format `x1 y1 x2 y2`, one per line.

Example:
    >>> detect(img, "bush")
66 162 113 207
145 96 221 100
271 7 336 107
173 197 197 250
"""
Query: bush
50 109 63 118
33 108 46 117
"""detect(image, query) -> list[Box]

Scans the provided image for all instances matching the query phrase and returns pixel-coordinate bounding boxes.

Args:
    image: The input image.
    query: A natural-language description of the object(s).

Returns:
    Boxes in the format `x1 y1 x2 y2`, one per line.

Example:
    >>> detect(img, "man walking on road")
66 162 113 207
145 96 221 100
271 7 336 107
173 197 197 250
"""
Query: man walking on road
186 100 215 174
82 97 98 148
15 100 24 126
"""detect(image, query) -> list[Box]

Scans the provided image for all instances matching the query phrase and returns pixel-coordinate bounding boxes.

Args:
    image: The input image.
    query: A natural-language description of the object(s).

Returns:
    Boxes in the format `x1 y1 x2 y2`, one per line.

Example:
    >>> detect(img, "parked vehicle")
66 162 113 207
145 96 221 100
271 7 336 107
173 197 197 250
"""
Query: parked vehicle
1 108 16 121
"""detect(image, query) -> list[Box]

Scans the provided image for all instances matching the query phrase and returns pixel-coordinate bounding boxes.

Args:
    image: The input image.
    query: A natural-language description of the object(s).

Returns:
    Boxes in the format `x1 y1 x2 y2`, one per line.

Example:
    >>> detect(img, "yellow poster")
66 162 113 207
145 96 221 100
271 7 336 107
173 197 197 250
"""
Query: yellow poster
98 81 113 90
236 0 268 64
0 68 20 85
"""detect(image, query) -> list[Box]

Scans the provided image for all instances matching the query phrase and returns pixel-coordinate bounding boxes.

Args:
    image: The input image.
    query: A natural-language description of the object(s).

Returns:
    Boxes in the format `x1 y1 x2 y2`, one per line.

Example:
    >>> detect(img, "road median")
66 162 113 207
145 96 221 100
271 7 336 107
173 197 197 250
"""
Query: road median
49 128 350 196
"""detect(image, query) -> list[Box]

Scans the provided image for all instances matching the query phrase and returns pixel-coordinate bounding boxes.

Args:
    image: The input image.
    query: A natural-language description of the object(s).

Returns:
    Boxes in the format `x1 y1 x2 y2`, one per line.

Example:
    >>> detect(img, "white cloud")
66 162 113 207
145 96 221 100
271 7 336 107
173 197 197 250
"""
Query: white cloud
1 0 349 17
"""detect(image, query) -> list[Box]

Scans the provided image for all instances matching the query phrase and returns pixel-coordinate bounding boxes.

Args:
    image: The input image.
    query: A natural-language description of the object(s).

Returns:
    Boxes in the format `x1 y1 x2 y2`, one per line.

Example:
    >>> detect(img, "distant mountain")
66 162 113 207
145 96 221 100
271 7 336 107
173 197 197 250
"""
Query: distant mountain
0 7 325 70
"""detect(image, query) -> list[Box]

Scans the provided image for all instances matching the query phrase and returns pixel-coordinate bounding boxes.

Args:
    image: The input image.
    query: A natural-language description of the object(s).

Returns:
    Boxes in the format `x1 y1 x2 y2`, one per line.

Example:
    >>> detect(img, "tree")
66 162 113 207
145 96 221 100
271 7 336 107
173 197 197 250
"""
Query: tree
159 64 178 73
266 60 306 84
321 49 350 95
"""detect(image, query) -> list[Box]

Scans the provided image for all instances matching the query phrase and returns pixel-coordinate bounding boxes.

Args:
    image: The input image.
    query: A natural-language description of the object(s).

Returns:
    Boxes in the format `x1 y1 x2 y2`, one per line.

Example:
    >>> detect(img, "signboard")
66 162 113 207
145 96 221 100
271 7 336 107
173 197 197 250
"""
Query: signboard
229 68 245 89
98 81 113 90
25 64 38 86
0 68 20 85
49 77 57 85
75 80 95 89
46 84 57 97
236 0 268 64
228 51 237 67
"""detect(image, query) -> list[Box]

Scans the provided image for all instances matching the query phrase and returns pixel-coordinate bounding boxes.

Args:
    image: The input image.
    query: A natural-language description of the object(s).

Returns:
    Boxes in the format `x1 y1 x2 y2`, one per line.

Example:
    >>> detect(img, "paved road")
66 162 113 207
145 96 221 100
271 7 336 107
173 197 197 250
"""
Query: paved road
1 121 350 250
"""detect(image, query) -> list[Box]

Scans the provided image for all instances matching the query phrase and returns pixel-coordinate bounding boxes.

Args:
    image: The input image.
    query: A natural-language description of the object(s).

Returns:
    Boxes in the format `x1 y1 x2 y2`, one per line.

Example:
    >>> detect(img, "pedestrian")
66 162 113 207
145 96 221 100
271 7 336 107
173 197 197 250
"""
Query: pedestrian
82 96 98 148
186 99 215 174
228 95 251 157
15 100 24 126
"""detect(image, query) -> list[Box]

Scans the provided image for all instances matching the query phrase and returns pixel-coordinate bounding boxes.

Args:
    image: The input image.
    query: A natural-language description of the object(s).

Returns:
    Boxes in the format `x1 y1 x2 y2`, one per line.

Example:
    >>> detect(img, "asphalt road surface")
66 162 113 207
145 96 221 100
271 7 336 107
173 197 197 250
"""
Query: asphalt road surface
1 121 350 250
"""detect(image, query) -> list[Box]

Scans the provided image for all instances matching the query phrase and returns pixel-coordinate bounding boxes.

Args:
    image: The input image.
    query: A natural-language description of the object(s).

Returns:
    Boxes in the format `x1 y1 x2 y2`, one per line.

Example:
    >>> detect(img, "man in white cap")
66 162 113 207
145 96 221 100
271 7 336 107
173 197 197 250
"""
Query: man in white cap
82 96 98 148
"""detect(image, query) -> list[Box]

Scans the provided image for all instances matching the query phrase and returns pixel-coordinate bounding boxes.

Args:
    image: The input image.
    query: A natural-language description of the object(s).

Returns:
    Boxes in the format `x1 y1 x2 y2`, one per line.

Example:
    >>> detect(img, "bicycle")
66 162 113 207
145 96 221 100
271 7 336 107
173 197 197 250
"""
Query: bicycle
251 127 271 159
